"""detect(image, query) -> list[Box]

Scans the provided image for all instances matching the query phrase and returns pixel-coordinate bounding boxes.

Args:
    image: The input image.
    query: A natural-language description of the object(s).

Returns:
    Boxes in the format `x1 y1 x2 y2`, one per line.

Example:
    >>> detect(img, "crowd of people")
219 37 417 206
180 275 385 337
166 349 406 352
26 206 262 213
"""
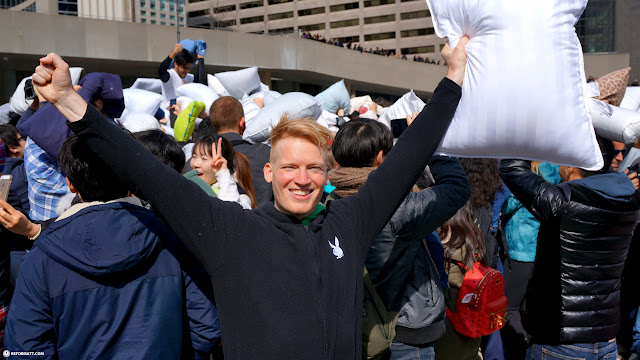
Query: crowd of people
0 35 638 360
300 31 444 65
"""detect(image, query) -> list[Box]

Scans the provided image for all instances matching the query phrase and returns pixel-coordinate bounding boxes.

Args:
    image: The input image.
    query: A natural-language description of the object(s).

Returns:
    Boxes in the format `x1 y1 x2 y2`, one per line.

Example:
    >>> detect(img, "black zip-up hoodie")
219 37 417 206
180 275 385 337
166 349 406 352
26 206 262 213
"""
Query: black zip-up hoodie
68 78 461 359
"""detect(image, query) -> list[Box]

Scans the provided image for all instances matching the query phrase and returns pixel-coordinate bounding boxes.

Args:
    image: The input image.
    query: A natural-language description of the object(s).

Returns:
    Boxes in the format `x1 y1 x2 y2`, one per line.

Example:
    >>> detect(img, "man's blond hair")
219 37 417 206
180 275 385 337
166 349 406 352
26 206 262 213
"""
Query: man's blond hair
269 116 332 163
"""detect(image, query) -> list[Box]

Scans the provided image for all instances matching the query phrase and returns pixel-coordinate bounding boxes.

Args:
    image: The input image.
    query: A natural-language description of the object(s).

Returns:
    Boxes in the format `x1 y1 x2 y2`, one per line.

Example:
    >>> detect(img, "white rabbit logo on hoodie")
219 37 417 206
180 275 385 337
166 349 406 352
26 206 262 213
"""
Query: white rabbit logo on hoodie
328 237 344 259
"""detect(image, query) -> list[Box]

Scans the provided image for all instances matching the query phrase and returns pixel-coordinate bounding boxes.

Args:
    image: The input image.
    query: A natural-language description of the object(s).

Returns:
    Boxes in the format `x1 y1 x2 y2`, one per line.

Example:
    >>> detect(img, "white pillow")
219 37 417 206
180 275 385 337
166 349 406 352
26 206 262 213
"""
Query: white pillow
620 87 640 112
585 82 600 98
119 113 162 133
69 67 83 85
10 77 33 116
243 92 323 144
427 0 602 170
317 110 347 133
378 90 426 129
0 103 12 125
590 98 640 144
176 83 220 112
130 78 163 94
177 96 195 109
350 95 374 114
241 94 262 123
260 82 271 92
207 74 231 97
250 90 282 106
120 89 164 120
214 67 262 100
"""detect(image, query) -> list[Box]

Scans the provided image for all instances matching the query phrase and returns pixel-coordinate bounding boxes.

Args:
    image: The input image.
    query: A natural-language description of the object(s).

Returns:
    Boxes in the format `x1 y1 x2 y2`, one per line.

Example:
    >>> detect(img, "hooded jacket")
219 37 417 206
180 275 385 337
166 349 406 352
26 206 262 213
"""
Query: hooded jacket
499 159 640 344
66 78 461 359
4 199 221 359
1 157 33 289
331 157 471 345
501 162 561 262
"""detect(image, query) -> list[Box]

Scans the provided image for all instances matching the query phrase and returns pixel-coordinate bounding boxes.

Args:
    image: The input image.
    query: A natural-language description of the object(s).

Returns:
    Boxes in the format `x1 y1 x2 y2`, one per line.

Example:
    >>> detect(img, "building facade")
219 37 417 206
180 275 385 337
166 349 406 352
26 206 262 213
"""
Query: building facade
134 0 185 26
1 0 77 15
184 0 447 59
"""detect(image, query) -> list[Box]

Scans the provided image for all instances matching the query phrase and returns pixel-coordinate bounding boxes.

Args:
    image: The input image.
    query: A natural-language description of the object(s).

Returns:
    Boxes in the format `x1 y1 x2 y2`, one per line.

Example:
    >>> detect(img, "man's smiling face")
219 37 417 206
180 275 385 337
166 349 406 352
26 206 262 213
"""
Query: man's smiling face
264 137 328 219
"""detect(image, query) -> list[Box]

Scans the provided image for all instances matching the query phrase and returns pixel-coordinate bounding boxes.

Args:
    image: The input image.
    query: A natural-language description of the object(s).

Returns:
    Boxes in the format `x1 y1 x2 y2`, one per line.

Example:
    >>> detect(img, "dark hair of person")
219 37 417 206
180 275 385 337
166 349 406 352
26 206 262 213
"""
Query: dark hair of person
332 119 393 168
134 130 186 174
438 202 487 269
459 158 501 208
196 117 213 140
374 96 393 108
193 135 257 208
174 49 196 66
0 124 21 156
208 97 245 134
58 134 129 202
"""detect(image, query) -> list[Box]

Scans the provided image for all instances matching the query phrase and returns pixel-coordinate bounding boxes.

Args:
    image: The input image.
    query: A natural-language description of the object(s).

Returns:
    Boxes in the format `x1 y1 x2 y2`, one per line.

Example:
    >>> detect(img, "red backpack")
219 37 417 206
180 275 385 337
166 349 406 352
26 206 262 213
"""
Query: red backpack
446 261 507 338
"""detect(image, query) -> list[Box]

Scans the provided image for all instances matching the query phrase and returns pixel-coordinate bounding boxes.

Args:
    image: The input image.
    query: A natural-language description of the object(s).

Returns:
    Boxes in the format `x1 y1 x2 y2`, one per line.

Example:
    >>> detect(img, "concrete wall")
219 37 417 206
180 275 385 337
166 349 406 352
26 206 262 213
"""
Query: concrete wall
583 52 630 78
0 9 447 102
615 0 640 82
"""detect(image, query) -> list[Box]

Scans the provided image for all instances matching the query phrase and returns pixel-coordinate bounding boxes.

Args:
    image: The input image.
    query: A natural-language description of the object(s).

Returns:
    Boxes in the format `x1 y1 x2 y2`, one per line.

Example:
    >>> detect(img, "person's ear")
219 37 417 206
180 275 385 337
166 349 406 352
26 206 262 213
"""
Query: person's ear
264 163 273 183
65 177 77 194
239 117 246 132
8 146 19 156
372 150 385 167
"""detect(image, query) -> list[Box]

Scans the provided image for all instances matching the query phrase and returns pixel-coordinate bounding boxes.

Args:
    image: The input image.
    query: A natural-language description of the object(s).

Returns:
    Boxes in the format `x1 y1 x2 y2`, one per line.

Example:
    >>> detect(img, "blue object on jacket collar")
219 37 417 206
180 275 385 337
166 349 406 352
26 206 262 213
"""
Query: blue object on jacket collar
324 181 336 194
571 172 636 201
36 201 162 277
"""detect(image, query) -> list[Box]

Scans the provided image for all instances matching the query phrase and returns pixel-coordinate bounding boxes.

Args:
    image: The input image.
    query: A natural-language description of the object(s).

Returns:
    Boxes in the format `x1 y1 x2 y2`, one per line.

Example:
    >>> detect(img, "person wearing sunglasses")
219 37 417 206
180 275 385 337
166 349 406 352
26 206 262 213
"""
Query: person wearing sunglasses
611 141 626 172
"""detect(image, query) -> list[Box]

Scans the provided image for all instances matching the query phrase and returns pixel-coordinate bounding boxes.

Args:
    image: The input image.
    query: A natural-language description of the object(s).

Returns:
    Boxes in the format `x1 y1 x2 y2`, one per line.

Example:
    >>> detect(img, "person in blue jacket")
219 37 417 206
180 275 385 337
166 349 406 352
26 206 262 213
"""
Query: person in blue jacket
499 161 560 360
4 134 221 359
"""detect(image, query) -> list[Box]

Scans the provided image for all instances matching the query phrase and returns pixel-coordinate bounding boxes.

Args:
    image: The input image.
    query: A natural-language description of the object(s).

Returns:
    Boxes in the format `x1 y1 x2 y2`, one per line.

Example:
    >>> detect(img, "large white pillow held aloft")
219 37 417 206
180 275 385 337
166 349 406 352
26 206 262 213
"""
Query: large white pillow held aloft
243 92 323 144
427 0 602 170
378 91 426 130
590 98 640 144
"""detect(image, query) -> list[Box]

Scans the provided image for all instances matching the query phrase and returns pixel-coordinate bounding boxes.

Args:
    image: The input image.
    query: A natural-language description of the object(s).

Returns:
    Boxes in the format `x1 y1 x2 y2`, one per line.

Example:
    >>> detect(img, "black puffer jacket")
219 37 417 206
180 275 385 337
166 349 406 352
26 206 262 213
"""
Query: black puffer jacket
366 156 471 345
499 159 640 344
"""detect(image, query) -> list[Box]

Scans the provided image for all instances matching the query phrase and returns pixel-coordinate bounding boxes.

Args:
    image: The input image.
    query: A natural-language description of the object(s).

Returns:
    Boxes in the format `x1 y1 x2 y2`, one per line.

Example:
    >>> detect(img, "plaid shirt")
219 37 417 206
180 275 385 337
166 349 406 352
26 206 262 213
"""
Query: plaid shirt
24 138 72 221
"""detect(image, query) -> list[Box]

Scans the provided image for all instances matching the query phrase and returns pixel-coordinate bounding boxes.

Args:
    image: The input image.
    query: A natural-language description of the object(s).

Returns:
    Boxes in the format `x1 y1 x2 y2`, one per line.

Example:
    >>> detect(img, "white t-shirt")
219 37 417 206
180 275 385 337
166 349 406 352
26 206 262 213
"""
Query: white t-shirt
161 68 194 121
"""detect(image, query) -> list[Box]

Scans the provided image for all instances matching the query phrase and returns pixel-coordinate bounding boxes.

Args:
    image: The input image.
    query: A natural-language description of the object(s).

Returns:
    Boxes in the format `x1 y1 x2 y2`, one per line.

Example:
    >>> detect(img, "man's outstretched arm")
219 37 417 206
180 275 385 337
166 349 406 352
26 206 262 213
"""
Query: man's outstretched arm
343 38 468 254
32 53 241 276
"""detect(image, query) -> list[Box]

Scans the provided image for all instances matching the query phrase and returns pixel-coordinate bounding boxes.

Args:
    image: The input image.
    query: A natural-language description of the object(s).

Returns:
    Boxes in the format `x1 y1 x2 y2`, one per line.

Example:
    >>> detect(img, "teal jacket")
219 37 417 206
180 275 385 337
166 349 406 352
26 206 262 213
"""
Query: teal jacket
501 163 561 262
